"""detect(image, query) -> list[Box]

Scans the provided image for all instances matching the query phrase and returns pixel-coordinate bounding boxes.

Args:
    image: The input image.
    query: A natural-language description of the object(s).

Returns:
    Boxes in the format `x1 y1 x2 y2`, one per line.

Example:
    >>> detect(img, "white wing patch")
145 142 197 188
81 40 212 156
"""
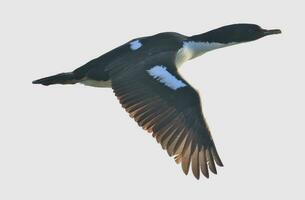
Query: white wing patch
130 40 142 50
147 65 187 90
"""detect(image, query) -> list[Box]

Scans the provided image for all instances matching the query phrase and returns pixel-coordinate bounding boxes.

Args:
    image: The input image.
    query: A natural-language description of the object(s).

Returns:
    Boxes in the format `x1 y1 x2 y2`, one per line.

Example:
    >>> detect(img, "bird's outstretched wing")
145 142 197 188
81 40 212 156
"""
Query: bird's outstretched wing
106 51 223 179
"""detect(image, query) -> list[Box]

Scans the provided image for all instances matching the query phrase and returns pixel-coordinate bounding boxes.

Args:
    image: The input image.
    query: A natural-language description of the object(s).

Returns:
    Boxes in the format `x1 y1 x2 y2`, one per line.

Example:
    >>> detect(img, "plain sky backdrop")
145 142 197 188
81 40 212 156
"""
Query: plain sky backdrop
1 0 304 199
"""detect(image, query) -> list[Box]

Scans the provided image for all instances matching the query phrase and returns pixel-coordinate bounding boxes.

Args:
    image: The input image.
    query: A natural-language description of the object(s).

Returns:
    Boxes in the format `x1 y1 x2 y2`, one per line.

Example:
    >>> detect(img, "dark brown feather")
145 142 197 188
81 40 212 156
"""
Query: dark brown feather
191 146 200 179
199 149 209 178
206 148 217 174
181 143 192 175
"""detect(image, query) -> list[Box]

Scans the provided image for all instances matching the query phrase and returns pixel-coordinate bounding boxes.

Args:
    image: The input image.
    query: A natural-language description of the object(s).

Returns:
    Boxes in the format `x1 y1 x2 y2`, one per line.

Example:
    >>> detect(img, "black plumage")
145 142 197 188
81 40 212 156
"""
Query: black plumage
33 24 281 179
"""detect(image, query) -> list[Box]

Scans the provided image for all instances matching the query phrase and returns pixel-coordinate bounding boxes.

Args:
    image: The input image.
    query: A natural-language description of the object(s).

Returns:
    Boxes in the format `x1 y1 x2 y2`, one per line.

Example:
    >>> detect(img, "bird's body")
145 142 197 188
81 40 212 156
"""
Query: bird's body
33 24 281 179
78 32 187 88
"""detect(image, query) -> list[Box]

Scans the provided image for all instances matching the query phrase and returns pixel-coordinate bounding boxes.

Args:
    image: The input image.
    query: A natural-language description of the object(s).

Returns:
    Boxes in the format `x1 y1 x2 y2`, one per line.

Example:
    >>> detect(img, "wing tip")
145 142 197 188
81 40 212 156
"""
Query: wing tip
175 145 223 179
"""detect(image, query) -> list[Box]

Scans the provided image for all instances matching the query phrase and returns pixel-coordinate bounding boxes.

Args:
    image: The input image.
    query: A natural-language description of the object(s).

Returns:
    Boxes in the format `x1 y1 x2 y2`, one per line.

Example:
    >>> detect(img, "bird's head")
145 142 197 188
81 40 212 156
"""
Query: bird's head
192 23 281 44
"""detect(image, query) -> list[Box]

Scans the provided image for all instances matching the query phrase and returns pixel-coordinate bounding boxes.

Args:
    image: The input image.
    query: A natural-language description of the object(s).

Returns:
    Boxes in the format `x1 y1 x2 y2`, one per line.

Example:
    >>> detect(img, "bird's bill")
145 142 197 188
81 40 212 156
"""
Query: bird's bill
262 29 282 36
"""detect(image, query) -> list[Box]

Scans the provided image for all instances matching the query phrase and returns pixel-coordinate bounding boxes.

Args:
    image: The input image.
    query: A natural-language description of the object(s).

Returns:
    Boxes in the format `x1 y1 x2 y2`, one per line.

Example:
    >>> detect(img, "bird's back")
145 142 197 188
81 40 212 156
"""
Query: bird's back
71 32 186 84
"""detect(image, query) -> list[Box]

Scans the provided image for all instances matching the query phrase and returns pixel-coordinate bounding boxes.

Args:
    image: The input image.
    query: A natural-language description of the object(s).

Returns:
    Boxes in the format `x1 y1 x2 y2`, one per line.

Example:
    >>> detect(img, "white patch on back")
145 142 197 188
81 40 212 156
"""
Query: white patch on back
130 40 142 50
147 65 187 90
175 41 237 68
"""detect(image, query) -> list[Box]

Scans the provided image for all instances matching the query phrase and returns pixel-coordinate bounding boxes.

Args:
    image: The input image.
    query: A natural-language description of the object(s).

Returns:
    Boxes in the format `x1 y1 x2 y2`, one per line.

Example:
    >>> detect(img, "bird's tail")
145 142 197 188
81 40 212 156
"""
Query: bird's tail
32 72 79 86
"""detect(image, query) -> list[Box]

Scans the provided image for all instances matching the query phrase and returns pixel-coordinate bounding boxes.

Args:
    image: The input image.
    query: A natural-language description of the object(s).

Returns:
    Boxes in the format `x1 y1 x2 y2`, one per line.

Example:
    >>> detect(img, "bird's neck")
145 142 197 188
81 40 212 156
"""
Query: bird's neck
182 40 235 58
175 34 237 68
188 31 239 54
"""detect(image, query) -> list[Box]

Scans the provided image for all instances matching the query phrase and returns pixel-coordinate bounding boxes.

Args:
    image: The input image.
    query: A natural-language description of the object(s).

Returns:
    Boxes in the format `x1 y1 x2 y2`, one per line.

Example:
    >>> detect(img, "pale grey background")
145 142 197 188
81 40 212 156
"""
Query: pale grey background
1 0 304 199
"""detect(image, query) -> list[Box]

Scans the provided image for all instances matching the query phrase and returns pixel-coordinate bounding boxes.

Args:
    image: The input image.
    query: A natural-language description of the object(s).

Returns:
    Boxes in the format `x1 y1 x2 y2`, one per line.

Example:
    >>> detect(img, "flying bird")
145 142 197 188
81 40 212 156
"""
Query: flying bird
33 24 281 179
